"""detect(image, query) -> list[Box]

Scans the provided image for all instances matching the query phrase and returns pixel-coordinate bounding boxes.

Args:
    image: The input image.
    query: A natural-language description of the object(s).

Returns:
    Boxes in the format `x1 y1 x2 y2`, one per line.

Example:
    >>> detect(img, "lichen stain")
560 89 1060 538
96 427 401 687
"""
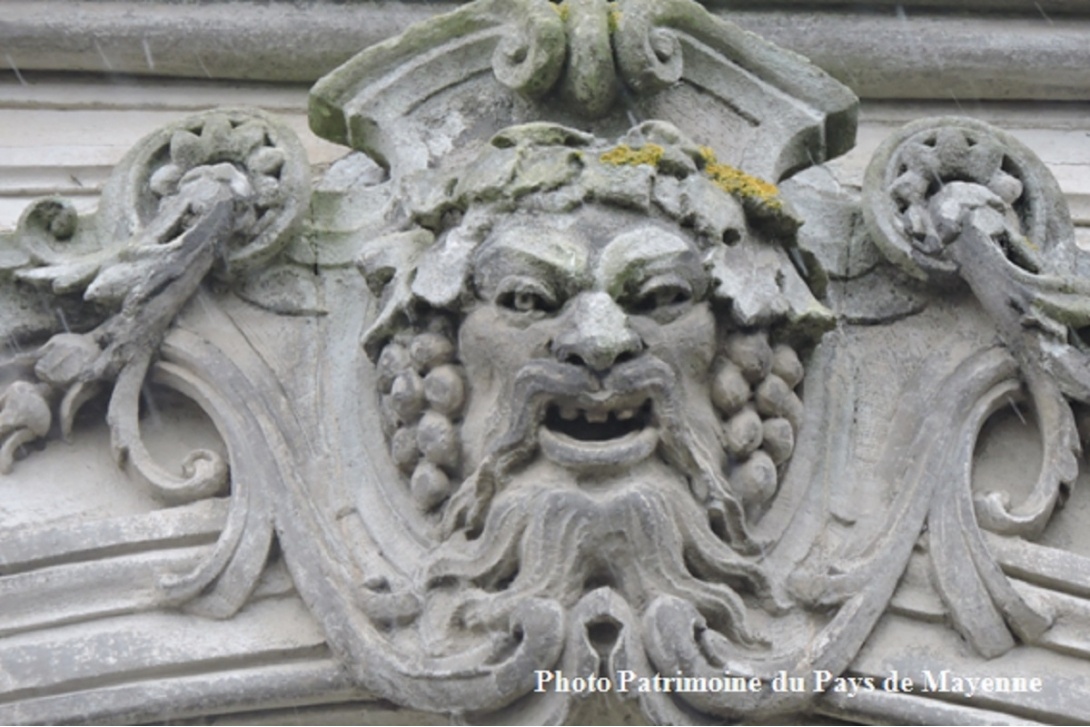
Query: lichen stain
698 146 782 210
599 143 665 168
607 4 622 33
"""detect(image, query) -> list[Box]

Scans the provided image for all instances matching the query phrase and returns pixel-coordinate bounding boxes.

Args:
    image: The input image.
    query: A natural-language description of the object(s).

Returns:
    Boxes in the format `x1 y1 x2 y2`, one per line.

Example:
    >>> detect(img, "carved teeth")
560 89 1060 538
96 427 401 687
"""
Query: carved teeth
546 398 652 432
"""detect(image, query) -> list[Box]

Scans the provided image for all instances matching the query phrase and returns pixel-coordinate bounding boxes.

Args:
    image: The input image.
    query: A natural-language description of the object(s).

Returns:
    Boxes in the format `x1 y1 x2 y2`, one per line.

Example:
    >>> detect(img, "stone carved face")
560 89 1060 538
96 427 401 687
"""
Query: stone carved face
366 123 827 652
409 200 811 651
459 206 717 481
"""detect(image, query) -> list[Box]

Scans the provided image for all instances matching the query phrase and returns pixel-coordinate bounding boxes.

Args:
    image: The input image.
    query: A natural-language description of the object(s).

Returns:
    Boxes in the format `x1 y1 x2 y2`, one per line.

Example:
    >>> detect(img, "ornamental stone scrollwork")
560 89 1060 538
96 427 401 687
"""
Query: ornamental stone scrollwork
862 118 1090 660
3 1 1090 725
1 108 309 621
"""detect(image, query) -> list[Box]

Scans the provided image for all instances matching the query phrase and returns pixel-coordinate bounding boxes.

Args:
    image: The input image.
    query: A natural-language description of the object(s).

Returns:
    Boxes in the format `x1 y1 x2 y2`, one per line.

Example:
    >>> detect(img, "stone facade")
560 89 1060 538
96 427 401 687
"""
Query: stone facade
2 1 1090 724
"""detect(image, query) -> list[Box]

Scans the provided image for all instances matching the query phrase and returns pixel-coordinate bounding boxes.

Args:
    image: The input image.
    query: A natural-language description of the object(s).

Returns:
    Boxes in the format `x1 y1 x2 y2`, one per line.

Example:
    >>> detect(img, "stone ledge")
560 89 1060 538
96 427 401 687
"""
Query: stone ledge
3 1 1090 100
712 0 1089 13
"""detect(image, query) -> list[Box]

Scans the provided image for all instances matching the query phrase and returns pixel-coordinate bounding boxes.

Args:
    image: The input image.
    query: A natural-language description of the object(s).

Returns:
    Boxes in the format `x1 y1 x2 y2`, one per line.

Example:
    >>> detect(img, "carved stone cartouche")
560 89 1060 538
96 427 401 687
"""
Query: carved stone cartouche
3 1 1090 725
350 123 827 721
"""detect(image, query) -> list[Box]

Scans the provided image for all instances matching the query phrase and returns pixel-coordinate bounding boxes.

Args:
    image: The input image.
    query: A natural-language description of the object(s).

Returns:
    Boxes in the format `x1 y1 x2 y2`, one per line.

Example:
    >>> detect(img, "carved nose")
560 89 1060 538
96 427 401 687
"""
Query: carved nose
552 292 643 372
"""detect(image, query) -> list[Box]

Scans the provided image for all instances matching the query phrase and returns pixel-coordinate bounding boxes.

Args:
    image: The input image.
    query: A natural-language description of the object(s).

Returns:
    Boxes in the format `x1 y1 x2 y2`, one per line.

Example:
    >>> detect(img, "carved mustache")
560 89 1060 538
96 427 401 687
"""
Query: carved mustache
443 356 681 537
444 353 753 552
484 355 676 470
484 354 753 550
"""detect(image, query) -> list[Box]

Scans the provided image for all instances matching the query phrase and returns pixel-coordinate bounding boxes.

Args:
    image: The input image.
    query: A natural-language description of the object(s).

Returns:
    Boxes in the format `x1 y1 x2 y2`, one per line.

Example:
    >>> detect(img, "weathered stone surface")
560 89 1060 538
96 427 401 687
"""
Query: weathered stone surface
3 1 1090 725
6 2 1090 101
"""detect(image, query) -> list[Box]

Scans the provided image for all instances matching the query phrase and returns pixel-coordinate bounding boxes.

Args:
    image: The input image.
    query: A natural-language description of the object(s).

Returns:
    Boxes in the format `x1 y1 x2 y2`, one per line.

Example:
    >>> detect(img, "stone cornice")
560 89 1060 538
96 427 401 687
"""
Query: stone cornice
3 1 1090 99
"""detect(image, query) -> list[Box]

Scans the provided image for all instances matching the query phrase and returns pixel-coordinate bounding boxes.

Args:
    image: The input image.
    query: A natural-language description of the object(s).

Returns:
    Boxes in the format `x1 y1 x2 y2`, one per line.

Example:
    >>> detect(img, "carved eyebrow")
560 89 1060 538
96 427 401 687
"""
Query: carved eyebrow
473 228 589 293
596 226 704 296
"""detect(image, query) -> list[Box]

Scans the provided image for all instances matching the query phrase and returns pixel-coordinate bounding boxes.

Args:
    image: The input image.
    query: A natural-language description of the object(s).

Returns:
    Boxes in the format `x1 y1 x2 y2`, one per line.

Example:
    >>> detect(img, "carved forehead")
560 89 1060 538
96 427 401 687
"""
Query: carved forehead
471 206 703 289
597 225 695 278
364 122 826 356
476 213 591 274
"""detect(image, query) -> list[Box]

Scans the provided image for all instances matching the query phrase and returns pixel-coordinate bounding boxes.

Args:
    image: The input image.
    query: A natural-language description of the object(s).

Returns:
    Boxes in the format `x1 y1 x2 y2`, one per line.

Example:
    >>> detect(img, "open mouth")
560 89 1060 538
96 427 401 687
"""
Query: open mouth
538 396 659 469
543 399 652 441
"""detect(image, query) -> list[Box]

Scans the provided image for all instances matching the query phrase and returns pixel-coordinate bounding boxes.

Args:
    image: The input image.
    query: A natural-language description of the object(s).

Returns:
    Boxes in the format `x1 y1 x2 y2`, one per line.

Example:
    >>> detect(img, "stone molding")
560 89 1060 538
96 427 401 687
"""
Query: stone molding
4 1 1090 99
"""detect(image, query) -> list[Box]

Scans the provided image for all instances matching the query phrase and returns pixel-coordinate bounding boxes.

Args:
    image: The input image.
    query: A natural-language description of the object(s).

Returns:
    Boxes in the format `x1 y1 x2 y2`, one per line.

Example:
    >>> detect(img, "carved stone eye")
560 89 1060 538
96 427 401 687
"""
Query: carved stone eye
630 277 692 313
495 277 557 313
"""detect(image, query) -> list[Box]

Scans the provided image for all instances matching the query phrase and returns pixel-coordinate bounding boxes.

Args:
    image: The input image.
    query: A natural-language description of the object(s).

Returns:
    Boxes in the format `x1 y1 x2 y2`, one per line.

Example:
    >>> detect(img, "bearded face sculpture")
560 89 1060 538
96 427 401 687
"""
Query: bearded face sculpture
362 122 830 678
6 0 1083 722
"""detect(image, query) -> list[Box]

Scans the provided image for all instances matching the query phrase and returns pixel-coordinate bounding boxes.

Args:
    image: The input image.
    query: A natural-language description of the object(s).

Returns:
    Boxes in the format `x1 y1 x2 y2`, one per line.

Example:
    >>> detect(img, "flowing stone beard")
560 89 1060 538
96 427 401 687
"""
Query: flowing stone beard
426 354 781 649
444 353 758 547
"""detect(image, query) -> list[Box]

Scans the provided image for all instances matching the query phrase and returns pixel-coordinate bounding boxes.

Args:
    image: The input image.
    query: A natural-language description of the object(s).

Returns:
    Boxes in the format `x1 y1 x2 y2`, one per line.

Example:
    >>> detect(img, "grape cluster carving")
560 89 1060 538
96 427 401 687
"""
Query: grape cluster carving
711 331 804 509
376 321 466 512
376 321 803 513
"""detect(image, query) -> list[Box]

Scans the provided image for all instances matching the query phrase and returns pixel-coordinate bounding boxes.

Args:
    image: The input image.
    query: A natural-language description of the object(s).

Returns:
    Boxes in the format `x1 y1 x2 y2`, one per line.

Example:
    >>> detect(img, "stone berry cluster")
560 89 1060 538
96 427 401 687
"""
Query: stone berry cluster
711 330 804 509
375 323 465 512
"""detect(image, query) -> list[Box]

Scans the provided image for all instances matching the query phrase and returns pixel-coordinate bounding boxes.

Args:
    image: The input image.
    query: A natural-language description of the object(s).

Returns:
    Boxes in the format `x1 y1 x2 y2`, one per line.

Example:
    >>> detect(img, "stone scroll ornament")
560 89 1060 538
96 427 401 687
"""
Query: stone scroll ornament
0 108 310 616
11 0 1076 725
863 117 1090 658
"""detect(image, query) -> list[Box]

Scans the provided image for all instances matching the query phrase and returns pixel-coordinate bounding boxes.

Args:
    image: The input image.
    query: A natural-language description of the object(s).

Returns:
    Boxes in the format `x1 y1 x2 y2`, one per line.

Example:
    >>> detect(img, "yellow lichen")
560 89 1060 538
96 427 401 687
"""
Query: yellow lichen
699 146 781 207
552 1 570 21
607 5 622 33
599 143 664 167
